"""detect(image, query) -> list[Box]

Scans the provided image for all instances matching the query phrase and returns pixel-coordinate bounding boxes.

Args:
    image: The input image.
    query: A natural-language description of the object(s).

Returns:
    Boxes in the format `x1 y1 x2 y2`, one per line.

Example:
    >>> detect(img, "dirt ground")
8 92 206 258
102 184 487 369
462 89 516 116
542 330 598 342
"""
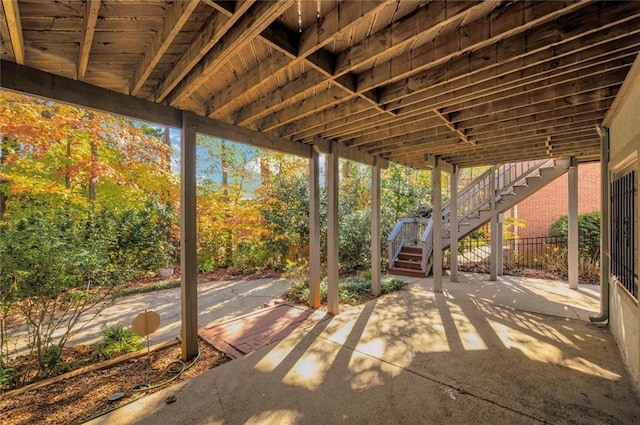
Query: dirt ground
0 270 285 425
0 339 229 425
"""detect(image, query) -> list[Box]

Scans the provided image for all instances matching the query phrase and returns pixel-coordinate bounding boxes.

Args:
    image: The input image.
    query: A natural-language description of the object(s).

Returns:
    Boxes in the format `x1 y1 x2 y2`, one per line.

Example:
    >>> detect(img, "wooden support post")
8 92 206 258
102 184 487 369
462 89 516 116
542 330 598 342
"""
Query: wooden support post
568 157 579 290
309 149 321 308
180 111 198 360
592 126 610 321
450 166 459 282
497 213 504 276
371 158 381 296
326 141 340 314
433 159 443 292
490 167 498 281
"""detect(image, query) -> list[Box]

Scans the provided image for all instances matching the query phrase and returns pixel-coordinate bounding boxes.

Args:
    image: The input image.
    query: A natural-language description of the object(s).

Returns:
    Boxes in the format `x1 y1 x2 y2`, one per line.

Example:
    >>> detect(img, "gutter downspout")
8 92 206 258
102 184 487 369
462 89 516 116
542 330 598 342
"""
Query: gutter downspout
590 125 610 323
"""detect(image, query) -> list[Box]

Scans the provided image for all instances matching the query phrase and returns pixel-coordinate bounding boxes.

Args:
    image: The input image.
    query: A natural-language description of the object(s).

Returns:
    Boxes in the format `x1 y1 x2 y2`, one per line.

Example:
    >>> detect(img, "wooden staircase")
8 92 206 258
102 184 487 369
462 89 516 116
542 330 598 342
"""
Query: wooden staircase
388 245 427 277
387 159 572 278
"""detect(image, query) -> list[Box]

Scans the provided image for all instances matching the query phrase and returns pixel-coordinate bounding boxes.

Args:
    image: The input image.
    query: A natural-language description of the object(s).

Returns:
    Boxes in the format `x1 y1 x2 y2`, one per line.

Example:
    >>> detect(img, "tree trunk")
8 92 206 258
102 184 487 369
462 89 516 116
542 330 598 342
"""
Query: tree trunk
260 155 270 188
0 138 7 219
89 139 98 202
221 141 233 266
65 139 72 190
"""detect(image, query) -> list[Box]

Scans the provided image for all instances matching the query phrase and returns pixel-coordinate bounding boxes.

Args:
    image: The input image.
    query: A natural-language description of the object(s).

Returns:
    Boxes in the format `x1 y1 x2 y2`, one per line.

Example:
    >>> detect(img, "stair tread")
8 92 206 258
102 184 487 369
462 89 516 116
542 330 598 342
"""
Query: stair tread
388 266 426 277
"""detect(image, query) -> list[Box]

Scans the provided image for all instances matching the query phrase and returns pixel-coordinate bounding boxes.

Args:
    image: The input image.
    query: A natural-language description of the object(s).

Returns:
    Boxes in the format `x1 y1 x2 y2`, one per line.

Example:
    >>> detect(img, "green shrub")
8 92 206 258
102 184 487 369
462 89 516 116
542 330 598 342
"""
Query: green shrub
0 364 14 390
381 277 409 294
285 274 409 306
94 322 143 361
549 211 600 257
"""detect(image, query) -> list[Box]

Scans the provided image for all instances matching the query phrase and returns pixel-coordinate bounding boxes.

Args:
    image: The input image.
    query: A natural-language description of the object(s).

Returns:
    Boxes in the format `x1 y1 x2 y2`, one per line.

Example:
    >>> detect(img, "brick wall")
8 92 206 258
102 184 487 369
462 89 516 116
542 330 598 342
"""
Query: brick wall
512 162 600 238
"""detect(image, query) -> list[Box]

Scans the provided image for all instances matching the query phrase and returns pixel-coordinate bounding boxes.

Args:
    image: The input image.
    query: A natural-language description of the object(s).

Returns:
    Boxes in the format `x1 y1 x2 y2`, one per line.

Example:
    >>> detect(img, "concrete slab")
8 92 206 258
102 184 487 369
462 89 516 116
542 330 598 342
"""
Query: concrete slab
89 275 639 425
6 277 291 355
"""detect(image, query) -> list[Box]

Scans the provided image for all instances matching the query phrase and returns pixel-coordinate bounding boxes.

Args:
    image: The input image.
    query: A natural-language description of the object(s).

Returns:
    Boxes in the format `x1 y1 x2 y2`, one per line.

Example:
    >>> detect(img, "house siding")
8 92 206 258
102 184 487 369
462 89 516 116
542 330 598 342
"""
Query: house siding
607 58 640 393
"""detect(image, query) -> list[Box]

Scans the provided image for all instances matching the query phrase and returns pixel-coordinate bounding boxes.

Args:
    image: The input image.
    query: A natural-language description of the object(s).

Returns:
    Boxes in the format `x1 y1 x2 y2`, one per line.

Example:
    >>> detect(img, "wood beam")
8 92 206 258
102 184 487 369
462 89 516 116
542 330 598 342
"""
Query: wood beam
0 61 311 159
2 0 24 64
1 60 182 127
281 18 638 144
334 1 493 75
448 82 624 130
405 60 633 119
191 114 311 158
2 61 388 167
166 1 293 106
390 38 640 115
388 134 601 163
234 71 327 125
375 107 611 157
206 51 290 118
432 109 473 146
131 0 199 95
77 0 100 80
379 6 640 108
155 0 257 103
280 101 375 139
258 86 354 132
0 1 15 62
312 136 388 168
387 129 599 160
208 1 391 124
356 1 591 93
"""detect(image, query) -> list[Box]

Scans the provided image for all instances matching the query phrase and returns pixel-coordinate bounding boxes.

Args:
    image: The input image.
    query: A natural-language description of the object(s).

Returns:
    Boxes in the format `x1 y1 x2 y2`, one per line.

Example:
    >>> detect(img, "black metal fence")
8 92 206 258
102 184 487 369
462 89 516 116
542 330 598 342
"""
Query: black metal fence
446 235 598 280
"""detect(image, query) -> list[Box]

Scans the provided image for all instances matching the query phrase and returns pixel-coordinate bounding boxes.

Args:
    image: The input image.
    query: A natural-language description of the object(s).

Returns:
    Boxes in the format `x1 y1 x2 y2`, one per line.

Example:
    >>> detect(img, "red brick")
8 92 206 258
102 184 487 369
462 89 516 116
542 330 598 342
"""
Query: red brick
511 162 600 238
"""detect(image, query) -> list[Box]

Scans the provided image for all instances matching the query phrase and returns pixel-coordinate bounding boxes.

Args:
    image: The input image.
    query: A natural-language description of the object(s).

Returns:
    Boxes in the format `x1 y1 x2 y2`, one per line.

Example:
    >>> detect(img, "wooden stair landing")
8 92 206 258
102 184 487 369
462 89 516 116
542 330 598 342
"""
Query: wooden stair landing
198 302 330 358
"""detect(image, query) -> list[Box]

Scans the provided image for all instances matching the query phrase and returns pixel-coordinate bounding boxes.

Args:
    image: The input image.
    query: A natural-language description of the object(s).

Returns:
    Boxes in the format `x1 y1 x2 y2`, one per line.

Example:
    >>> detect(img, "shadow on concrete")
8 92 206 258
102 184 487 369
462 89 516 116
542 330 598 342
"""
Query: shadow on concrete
89 277 639 425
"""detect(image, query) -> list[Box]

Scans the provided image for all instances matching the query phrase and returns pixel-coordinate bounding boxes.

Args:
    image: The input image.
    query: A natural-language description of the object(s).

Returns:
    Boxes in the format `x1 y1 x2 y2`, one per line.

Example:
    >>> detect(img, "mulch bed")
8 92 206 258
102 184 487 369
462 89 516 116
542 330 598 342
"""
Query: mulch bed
0 339 229 425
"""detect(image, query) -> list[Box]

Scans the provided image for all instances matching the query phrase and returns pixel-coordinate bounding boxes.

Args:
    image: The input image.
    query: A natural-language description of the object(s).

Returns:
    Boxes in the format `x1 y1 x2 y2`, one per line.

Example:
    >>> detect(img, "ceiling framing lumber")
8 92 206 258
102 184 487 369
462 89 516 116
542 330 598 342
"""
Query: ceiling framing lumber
130 0 199 95
3 0 639 168
166 0 293 106
77 0 100 80
155 0 258 103
1 0 23 64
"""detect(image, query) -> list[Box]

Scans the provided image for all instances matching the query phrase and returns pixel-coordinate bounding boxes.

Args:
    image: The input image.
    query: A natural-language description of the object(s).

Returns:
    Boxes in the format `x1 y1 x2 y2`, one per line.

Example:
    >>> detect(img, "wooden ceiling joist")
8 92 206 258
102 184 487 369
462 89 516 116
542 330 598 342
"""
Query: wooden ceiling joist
76 0 100 80
130 0 199 95
3 0 639 168
1 0 24 64
155 0 258 103
355 1 592 94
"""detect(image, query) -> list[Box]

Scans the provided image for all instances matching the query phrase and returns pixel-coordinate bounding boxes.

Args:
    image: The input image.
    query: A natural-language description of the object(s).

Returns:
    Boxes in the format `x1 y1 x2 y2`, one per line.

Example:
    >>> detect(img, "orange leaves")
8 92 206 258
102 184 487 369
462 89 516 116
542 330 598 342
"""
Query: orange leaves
1 91 177 212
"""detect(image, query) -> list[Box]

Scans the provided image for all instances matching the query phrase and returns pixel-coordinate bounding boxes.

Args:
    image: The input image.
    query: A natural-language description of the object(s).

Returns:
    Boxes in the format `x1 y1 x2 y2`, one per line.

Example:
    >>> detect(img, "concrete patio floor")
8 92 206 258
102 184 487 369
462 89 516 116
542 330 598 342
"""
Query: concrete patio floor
89 273 640 425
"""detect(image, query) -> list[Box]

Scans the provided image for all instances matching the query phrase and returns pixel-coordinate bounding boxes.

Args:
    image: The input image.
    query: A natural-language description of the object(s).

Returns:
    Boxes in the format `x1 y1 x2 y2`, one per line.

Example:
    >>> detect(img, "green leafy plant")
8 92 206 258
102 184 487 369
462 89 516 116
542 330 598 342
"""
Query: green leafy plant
93 322 143 361
549 211 600 257
286 273 409 306
0 364 14 391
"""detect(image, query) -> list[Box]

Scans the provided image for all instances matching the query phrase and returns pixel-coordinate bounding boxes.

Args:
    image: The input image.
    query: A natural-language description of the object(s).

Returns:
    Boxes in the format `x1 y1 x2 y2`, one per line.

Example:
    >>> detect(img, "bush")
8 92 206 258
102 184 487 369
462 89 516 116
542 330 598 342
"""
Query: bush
93 322 144 361
549 211 600 257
